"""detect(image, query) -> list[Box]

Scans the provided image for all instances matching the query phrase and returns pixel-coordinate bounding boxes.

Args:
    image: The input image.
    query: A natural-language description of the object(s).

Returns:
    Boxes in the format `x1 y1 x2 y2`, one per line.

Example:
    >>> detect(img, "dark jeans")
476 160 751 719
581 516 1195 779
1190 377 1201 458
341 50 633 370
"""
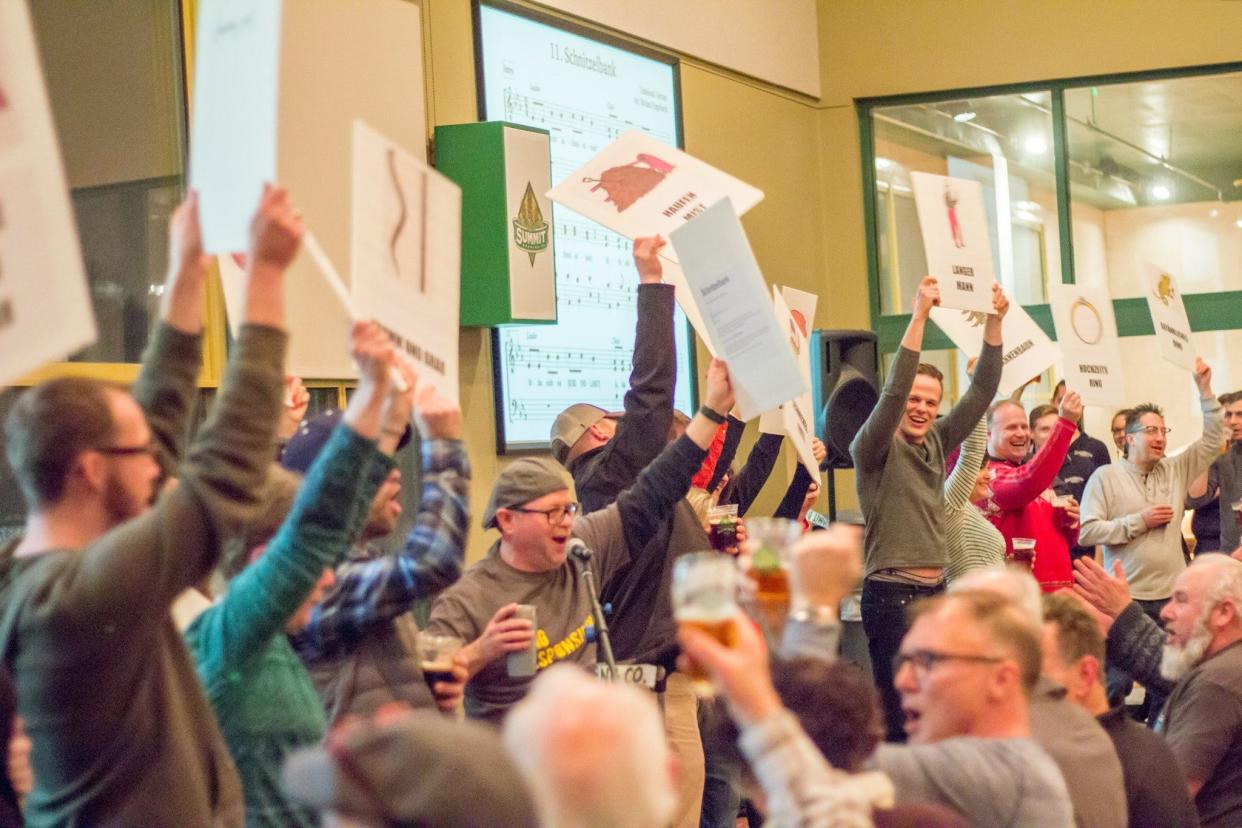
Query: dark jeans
1106 596 1169 726
698 700 741 828
861 577 945 743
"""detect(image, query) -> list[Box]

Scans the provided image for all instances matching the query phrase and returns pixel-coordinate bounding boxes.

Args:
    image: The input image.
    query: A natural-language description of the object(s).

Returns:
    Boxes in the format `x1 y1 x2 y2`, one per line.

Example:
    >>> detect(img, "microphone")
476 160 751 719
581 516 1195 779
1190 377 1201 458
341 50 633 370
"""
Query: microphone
566 537 593 563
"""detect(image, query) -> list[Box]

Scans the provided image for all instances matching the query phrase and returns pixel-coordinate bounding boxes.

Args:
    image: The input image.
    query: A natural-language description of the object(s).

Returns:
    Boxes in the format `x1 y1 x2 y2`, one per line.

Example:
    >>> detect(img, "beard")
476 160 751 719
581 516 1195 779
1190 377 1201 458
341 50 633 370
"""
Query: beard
1160 616 1213 681
102 476 147 526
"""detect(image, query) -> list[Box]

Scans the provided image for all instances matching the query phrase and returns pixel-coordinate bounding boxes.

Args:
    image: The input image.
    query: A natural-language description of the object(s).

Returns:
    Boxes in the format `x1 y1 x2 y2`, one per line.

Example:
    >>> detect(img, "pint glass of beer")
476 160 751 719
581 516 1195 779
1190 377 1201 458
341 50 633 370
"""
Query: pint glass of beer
707 504 740 556
1010 538 1036 572
672 552 738 696
417 631 463 698
742 517 801 642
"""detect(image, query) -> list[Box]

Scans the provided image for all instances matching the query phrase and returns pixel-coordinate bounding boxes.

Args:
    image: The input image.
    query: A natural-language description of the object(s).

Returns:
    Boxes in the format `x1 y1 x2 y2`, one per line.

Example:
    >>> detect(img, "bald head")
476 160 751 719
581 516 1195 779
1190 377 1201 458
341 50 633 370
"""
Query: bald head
988 400 1031 463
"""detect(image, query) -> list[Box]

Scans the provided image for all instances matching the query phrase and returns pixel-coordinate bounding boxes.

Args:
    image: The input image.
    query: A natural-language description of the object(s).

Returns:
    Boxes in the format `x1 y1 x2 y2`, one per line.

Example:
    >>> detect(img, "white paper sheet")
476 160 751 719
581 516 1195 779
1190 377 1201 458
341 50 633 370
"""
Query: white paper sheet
669 198 805 420
1048 283 1125 407
0 2 96 385
548 130 763 264
350 120 461 404
773 288 821 482
190 0 283 254
910 172 996 314
930 303 1061 397
1144 265 1194 373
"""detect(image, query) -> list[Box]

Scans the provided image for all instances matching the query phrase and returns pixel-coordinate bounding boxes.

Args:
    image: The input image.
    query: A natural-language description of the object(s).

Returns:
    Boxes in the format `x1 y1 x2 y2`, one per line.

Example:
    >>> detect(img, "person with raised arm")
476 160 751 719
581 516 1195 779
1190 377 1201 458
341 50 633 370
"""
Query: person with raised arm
185 322 419 826
850 275 1007 741
0 185 299 826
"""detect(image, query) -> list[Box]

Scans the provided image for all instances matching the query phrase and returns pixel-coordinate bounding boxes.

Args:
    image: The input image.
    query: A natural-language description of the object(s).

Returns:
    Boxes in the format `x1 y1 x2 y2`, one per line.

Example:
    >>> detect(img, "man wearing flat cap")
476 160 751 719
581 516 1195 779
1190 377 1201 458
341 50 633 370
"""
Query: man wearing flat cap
427 359 735 723
550 235 677 514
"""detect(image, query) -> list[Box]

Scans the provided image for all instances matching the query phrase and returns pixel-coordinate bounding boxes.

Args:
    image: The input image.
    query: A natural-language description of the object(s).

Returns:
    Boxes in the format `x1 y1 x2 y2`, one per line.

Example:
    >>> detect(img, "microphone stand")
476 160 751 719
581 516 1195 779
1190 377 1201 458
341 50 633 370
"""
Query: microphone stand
575 549 618 678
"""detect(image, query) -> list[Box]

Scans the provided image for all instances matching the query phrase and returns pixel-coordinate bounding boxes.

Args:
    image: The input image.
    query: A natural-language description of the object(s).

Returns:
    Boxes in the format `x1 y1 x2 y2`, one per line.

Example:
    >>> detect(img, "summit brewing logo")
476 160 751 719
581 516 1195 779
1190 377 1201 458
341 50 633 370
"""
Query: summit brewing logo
513 183 549 266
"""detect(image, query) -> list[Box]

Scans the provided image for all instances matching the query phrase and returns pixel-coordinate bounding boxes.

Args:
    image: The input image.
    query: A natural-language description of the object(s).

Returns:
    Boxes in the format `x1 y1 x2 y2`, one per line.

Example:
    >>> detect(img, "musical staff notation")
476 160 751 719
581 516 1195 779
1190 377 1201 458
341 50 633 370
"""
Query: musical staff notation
480 7 693 445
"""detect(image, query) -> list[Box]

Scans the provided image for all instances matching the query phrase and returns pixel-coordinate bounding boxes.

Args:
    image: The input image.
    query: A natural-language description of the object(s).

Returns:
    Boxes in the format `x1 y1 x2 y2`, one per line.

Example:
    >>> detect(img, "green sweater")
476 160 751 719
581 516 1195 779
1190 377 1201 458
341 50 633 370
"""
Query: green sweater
186 425 391 827
0 323 286 827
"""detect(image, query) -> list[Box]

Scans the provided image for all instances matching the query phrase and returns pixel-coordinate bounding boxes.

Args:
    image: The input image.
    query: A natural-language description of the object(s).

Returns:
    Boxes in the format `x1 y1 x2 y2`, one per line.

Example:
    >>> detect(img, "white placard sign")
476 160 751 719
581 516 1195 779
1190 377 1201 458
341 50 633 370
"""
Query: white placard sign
1144 265 1194 373
910 172 996 313
773 287 821 482
669 198 805 420
190 0 283 254
757 285 820 438
548 130 763 262
0 2 97 385
660 258 718 354
351 120 461 404
1048 283 1124 407
930 304 1061 397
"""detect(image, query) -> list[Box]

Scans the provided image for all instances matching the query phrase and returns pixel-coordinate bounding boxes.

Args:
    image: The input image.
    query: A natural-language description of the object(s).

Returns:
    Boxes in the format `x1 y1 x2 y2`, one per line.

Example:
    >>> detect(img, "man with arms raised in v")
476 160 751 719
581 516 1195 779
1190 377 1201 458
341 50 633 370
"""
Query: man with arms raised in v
851 275 1007 741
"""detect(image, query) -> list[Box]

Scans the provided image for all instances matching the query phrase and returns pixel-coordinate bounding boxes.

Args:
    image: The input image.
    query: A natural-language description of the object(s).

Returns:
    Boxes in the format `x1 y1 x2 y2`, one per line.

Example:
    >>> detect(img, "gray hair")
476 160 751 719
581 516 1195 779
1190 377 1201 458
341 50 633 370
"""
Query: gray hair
1192 554 1242 620
502 665 676 828
949 567 1043 631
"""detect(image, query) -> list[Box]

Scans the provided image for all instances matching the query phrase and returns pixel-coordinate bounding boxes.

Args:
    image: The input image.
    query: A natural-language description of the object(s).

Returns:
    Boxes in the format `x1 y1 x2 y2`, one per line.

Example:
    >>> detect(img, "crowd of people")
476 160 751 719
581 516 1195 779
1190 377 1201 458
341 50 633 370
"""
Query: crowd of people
0 186 1239 828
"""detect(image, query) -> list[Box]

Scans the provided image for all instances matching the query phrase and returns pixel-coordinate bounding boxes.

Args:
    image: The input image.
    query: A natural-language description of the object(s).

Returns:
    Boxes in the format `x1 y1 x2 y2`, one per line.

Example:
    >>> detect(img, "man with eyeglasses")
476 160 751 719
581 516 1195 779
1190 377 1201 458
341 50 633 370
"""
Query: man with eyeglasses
0 188 299 825
875 590 1073 826
1080 360 1222 632
428 359 735 724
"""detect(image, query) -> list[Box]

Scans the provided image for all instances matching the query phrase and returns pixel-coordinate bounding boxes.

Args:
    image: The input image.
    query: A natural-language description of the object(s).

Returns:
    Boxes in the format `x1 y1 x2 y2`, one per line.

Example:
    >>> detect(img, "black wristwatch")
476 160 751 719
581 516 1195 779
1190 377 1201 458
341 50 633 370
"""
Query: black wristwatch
698 405 726 424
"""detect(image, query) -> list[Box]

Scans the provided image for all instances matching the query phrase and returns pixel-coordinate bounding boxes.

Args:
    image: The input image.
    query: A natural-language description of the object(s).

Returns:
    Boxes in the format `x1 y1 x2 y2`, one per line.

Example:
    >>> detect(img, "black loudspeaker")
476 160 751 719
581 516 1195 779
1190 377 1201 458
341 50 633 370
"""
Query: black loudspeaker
809 330 880 470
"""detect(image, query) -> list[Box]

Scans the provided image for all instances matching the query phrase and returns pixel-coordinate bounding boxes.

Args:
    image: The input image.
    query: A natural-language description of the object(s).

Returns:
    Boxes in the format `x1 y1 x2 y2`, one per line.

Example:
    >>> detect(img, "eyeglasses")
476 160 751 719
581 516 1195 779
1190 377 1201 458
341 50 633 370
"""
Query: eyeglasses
509 502 580 524
893 648 1005 677
1127 426 1172 437
94 442 157 458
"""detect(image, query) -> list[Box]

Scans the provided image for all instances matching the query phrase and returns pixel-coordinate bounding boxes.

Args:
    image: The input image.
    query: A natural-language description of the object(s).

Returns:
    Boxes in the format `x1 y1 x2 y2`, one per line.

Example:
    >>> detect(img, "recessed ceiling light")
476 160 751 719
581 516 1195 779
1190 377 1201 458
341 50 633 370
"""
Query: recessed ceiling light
953 111 977 123
1236 218 1242 229
1150 184 1172 201
1023 135 1048 155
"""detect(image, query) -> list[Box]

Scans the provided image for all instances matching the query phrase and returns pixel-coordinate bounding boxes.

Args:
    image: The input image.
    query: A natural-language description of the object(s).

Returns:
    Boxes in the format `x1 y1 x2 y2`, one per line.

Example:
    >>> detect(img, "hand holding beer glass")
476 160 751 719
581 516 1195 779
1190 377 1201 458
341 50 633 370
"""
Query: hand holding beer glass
672 552 739 696
740 517 801 642
789 523 863 617
707 504 741 555
677 608 782 727
1011 537 1036 572
416 631 465 713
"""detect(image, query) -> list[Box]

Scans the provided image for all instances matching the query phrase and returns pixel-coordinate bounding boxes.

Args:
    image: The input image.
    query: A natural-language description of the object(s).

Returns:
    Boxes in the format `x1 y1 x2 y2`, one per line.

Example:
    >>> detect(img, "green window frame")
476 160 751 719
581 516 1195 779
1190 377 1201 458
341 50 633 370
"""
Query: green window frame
859 61 1242 355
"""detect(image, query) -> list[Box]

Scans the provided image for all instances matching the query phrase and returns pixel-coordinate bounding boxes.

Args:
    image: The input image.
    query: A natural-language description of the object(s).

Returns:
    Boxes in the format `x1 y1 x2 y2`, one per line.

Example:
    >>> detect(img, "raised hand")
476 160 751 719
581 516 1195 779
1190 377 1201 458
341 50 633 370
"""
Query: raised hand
1058 390 1083 424
990 282 1010 319
161 191 210 332
632 235 666 284
1194 357 1214 399
703 358 735 416
912 276 940 320
789 524 862 615
413 383 463 441
1072 556 1132 620
678 612 781 727
249 183 304 273
811 437 827 465
278 375 311 441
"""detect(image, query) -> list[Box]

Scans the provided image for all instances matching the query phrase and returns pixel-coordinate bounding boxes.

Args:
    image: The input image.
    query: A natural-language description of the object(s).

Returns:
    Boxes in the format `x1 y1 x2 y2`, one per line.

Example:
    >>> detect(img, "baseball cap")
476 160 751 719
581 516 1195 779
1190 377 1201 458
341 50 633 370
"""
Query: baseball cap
281 409 411 474
481 456 570 529
549 403 622 465
283 710 537 828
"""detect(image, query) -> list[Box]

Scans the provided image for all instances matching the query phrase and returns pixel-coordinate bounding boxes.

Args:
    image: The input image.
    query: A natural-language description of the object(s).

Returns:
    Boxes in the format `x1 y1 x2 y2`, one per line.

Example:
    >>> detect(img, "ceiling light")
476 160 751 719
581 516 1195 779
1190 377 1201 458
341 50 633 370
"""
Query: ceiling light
1236 219 1242 229
953 110 977 123
875 157 894 171
1023 135 1048 155
1150 184 1172 201
1210 209 1220 218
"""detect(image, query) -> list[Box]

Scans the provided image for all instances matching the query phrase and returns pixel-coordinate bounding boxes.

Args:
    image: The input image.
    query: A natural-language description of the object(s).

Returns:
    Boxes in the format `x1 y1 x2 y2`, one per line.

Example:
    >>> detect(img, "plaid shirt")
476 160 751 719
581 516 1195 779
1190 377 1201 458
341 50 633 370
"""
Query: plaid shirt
291 438 469 662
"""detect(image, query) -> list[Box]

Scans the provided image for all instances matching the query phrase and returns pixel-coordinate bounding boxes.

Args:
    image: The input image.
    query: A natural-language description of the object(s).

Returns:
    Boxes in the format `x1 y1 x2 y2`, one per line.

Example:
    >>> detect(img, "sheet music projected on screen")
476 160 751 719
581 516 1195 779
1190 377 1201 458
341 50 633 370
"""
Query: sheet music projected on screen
478 4 695 450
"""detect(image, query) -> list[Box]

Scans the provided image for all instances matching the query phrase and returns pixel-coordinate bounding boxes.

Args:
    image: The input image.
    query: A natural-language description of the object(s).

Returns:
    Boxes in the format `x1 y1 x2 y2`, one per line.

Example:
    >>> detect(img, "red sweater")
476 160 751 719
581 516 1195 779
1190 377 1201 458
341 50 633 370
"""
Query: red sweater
984 417 1079 591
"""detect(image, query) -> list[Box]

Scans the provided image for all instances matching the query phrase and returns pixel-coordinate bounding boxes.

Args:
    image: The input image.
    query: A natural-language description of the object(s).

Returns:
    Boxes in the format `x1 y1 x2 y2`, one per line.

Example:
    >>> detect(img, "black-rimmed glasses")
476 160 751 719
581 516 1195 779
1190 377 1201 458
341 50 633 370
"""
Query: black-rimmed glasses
94 442 157 458
893 648 1005 678
509 502 579 524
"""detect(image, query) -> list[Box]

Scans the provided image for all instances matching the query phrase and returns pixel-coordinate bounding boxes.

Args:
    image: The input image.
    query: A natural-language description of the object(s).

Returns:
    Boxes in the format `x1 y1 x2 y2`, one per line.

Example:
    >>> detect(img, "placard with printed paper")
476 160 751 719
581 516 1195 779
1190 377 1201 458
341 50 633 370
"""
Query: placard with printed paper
910 171 996 314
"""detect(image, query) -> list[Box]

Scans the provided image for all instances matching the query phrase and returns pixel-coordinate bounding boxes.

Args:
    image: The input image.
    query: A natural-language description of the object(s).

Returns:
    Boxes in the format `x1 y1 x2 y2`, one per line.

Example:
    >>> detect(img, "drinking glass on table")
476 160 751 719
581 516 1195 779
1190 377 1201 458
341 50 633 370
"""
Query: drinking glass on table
672 551 739 696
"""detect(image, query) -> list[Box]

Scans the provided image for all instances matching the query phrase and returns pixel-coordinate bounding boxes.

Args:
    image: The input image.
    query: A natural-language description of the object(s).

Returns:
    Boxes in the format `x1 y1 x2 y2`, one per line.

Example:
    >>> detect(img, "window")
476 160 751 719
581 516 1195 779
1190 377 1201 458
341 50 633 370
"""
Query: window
871 92 1059 316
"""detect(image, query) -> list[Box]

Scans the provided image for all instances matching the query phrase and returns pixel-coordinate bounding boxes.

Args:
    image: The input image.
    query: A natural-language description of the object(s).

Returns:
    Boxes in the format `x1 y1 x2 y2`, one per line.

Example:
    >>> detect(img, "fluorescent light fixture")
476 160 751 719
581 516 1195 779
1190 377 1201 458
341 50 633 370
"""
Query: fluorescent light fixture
1023 135 1048 155
953 110 977 123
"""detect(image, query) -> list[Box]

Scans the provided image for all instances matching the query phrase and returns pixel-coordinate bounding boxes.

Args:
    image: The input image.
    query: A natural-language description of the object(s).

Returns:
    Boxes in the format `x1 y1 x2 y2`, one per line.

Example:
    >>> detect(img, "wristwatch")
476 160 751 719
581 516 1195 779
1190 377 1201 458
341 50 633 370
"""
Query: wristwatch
791 606 840 626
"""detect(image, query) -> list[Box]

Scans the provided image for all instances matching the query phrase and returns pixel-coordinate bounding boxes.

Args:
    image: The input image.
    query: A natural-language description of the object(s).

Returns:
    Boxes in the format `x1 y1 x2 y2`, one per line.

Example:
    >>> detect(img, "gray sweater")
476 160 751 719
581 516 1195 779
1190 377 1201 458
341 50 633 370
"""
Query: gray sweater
851 342 1002 576
1079 395 1223 600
